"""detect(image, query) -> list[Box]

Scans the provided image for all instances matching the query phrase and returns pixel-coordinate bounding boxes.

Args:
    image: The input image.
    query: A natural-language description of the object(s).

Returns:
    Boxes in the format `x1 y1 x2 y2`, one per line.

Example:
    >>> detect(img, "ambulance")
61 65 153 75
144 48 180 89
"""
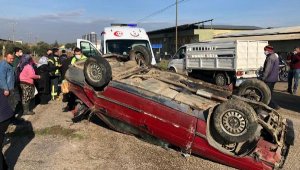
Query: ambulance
101 24 156 65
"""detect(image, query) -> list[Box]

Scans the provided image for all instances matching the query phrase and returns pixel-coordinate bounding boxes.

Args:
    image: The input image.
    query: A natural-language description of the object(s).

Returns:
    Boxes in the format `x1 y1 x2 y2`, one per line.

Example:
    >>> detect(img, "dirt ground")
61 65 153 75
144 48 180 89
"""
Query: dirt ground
3 82 300 170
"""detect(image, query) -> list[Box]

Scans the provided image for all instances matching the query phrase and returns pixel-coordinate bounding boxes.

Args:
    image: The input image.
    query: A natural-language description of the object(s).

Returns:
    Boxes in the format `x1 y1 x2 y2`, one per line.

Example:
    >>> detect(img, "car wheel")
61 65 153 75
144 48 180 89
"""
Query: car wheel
213 99 258 143
84 57 112 89
131 45 152 66
235 79 271 105
214 73 227 86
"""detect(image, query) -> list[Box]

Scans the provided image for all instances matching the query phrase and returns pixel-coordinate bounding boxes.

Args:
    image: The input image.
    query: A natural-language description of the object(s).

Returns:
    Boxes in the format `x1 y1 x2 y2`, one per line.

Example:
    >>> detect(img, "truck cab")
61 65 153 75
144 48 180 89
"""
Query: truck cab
168 46 187 74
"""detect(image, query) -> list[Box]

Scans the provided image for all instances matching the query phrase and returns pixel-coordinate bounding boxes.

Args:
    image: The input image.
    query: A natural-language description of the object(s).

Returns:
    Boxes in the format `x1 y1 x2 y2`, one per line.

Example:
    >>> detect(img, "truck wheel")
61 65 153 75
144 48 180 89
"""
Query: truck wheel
279 70 288 82
235 79 271 105
214 73 227 86
84 57 112 89
213 99 258 143
169 67 176 73
131 45 152 66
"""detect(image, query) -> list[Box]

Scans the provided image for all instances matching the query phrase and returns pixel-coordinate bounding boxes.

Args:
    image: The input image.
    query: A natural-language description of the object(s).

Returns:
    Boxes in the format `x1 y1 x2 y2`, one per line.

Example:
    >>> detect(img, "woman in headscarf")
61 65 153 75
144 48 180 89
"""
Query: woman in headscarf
19 54 40 115
36 56 51 104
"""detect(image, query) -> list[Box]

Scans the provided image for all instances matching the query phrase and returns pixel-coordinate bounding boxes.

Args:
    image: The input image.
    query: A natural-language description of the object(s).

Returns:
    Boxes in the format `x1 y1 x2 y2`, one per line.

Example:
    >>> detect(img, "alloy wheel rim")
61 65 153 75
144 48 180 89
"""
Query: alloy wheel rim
221 110 247 136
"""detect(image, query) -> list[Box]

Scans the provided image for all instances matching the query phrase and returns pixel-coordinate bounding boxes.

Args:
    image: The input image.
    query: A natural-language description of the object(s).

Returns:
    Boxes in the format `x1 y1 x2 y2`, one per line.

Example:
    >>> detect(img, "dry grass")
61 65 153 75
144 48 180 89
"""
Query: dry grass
157 59 169 70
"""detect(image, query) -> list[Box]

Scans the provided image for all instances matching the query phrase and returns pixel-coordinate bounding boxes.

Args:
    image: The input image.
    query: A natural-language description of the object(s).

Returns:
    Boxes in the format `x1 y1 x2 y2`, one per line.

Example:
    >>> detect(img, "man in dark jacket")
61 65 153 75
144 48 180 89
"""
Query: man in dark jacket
12 47 23 69
12 47 23 118
0 53 16 169
287 47 300 95
262 45 280 109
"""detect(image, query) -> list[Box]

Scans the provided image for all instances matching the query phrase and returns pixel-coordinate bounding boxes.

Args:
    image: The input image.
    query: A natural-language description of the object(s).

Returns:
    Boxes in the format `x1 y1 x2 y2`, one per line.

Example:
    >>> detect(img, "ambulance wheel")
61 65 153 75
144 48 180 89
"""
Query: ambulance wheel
131 45 152 66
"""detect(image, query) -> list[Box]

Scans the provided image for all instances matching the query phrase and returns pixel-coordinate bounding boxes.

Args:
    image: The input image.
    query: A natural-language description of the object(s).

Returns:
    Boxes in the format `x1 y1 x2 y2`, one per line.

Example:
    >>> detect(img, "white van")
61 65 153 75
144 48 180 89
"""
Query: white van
101 24 156 65
168 40 268 86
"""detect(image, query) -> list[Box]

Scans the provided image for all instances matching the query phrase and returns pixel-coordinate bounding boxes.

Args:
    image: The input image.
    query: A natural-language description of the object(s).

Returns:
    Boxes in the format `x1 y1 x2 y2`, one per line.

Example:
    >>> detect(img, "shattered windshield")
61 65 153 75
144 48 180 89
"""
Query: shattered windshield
106 40 150 55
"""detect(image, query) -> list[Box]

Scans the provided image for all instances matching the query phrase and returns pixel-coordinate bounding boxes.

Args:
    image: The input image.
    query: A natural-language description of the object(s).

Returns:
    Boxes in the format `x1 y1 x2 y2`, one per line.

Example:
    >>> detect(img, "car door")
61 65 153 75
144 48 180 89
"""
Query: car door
77 39 103 58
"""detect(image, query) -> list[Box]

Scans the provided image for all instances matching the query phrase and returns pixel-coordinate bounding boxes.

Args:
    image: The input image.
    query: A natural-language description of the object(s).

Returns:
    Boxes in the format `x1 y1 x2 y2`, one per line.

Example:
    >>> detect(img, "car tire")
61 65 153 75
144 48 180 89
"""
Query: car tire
214 73 227 86
131 45 152 66
84 57 112 89
235 79 271 105
213 99 258 143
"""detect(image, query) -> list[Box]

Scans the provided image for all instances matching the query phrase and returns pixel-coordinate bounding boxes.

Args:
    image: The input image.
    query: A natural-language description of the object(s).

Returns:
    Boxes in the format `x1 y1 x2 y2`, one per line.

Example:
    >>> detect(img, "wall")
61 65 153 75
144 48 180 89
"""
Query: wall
194 29 245 41
149 29 252 55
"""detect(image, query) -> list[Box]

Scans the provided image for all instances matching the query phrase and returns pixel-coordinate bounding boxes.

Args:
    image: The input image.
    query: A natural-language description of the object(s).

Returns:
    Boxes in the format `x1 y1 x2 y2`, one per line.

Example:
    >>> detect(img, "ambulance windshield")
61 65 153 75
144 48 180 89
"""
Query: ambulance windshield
106 40 150 55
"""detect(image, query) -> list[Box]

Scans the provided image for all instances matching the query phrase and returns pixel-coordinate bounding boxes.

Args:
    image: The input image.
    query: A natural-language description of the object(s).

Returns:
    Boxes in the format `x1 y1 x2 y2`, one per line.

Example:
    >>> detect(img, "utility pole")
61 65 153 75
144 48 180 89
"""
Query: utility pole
11 21 17 43
175 0 178 52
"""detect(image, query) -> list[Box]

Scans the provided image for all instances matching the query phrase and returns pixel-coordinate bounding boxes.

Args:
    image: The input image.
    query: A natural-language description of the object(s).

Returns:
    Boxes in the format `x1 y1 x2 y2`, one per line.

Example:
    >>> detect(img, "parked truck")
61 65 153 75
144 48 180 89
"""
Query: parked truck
167 40 268 86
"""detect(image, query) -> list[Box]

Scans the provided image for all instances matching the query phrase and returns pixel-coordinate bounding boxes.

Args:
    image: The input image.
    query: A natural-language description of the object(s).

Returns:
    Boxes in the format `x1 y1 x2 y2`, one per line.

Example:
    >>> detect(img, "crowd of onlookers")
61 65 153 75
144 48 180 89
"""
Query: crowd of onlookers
0 46 87 169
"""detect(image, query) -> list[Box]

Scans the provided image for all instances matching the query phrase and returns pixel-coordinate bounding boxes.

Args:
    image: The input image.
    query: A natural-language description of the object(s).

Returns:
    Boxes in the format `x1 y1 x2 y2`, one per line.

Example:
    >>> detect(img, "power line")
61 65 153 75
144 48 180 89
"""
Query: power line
137 0 188 23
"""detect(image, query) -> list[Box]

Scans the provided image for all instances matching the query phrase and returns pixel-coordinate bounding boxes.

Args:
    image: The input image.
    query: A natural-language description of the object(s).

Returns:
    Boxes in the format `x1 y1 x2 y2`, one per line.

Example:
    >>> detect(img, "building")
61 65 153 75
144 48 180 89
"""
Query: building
82 32 101 50
147 21 261 55
0 38 13 43
214 26 300 57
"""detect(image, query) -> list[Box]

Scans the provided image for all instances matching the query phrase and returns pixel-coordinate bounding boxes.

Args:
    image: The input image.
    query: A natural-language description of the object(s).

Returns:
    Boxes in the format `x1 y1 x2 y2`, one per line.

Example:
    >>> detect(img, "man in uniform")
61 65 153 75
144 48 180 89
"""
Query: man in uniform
48 48 61 100
62 47 87 112
71 47 87 65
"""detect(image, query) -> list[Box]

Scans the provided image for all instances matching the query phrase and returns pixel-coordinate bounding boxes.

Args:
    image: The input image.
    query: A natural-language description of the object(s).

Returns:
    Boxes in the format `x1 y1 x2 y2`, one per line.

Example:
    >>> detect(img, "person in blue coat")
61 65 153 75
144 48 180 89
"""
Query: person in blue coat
0 53 16 169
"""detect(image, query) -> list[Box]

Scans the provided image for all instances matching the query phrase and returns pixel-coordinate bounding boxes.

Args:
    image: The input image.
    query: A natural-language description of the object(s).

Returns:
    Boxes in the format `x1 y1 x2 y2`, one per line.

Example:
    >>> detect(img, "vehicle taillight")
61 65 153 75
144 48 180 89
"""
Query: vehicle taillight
236 71 244 76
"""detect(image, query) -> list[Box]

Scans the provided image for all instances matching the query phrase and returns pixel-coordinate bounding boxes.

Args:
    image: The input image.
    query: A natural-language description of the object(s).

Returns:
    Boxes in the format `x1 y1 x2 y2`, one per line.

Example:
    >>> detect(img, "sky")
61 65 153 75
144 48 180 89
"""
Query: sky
0 0 299 43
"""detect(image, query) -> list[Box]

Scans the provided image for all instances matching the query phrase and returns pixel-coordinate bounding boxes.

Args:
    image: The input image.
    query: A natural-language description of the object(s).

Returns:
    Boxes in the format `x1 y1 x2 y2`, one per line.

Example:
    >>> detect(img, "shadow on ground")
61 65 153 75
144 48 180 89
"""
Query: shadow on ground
4 119 35 169
273 90 300 113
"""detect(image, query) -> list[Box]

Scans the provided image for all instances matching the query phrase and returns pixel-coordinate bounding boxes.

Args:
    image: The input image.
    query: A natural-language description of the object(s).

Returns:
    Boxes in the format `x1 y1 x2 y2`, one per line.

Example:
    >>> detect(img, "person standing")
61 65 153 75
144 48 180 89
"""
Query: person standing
12 47 23 120
287 51 294 94
19 54 41 115
36 56 51 104
12 47 23 69
48 48 61 100
0 53 16 169
59 49 68 64
287 47 300 95
262 45 280 109
62 47 87 112
46 48 52 57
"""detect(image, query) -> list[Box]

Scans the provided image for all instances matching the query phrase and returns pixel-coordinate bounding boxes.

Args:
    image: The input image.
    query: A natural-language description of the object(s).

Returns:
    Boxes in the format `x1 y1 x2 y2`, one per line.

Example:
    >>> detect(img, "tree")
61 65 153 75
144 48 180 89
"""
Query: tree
65 42 76 50
52 40 59 48
31 41 51 57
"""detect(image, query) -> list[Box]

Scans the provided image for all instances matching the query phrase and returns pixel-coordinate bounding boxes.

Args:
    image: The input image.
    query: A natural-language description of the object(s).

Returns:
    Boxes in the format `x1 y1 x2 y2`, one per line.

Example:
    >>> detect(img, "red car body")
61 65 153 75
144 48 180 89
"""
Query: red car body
68 78 292 170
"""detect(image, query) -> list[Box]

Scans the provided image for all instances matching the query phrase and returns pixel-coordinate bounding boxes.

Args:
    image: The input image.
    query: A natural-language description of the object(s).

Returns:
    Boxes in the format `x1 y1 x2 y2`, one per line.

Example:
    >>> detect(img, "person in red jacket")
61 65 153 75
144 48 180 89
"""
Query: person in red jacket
287 47 300 94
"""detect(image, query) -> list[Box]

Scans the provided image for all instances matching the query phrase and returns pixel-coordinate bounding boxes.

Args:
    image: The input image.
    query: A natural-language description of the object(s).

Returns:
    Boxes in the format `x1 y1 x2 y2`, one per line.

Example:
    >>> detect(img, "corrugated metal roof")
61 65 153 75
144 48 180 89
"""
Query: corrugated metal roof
147 23 261 35
214 26 300 38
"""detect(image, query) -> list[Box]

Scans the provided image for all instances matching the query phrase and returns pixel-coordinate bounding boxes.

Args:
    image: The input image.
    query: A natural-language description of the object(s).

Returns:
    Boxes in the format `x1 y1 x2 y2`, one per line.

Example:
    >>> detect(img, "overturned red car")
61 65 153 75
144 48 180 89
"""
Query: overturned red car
65 42 294 170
